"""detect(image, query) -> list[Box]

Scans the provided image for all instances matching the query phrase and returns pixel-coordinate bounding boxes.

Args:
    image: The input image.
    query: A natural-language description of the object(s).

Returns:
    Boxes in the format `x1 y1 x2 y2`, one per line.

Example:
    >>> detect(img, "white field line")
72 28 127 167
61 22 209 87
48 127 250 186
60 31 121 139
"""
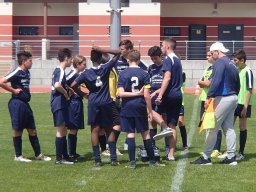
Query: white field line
171 97 199 192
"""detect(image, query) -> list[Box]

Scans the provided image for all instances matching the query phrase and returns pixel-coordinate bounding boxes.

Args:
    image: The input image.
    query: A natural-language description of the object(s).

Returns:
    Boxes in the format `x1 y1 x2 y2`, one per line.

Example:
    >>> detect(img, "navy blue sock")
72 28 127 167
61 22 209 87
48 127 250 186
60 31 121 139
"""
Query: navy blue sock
239 130 247 155
99 135 107 151
113 129 120 142
13 136 22 157
62 136 68 159
126 138 136 161
165 136 170 155
68 133 77 156
144 139 155 162
108 141 117 161
55 137 63 161
92 145 101 162
29 135 41 157
149 129 157 146
179 126 187 147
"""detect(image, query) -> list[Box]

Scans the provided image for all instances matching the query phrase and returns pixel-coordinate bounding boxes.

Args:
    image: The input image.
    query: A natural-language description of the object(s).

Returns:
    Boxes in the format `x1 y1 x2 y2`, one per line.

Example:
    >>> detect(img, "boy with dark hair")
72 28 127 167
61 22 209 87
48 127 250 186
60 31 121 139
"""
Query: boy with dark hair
154 38 183 161
0 51 51 162
51 48 73 165
118 50 159 169
66 55 87 161
233 49 254 161
71 47 120 167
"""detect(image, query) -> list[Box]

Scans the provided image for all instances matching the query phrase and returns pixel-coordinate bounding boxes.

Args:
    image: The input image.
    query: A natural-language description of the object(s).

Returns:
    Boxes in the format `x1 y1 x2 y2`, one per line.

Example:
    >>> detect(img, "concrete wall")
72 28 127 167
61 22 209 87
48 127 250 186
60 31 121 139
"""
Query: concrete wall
10 59 256 88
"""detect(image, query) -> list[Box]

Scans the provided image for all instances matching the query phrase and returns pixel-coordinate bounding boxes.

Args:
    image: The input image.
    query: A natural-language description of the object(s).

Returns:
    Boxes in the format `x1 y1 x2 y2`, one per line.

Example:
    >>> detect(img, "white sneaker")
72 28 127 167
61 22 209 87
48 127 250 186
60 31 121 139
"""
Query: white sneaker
116 148 123 156
123 143 128 151
217 151 227 159
153 128 173 141
14 155 32 162
236 153 245 161
102 149 111 156
35 153 51 161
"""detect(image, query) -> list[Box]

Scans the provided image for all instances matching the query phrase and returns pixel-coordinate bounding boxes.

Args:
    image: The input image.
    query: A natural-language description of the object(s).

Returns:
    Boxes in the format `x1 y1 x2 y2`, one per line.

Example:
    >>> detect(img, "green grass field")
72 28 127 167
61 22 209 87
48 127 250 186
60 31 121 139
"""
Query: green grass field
0 93 255 192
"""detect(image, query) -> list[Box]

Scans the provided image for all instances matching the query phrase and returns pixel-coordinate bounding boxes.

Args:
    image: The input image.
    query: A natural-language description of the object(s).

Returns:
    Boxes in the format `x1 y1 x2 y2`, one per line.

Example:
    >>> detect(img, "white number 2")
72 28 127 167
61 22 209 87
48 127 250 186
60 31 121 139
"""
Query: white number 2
96 76 103 87
131 76 139 92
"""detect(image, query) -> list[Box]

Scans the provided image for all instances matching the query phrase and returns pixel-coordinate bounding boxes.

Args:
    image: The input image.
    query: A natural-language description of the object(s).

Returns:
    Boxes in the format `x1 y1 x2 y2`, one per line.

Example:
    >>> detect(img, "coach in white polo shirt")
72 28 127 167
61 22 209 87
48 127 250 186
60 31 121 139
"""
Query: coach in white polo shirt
191 42 240 165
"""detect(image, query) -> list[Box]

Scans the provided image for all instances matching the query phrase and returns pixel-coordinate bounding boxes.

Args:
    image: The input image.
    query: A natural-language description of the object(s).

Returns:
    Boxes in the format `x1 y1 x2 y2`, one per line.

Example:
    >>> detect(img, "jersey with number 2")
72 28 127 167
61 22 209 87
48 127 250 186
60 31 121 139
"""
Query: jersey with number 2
118 67 150 117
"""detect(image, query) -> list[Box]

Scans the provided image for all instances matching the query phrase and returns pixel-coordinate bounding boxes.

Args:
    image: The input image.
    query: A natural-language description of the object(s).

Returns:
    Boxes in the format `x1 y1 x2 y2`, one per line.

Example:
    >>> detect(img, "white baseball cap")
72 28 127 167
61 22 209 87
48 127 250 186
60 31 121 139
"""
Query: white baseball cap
210 42 229 53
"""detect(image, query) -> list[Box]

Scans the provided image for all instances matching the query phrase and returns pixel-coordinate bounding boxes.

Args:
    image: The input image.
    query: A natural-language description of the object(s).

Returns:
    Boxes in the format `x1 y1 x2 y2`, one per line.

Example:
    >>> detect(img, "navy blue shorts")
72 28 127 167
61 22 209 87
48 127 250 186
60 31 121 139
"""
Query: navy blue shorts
112 101 120 126
120 116 148 133
179 105 185 116
67 98 84 129
53 108 69 127
234 104 251 118
88 103 112 128
8 99 35 131
163 98 182 126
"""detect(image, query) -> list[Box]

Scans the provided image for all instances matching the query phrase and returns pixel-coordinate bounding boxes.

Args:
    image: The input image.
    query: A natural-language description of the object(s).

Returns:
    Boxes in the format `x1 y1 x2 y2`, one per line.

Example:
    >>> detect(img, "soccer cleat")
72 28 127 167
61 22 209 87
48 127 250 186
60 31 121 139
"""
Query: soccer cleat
116 148 123 156
217 151 227 159
14 155 32 163
211 150 222 158
101 149 111 156
111 161 120 166
123 143 128 151
126 160 136 169
153 146 160 162
153 128 173 141
55 159 74 165
162 154 175 161
95 161 102 167
190 156 212 165
137 145 149 162
183 146 189 152
35 153 51 161
221 156 237 165
236 153 245 161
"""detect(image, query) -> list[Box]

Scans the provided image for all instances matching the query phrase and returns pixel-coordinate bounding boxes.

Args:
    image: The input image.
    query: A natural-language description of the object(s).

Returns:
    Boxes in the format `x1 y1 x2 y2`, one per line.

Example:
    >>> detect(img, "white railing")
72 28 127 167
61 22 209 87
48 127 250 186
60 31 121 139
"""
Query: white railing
0 40 256 60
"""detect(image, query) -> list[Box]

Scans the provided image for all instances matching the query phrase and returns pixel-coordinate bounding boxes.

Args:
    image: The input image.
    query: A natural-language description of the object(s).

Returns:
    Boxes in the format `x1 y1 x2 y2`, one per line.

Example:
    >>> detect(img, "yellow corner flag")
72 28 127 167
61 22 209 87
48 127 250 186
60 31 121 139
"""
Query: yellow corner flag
199 98 216 133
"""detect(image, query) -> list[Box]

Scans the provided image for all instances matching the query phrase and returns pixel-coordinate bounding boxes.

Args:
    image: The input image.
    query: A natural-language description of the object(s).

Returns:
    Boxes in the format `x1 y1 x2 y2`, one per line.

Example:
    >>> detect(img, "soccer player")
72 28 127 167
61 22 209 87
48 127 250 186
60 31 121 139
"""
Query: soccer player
191 42 240 165
154 38 183 161
118 50 158 169
198 51 223 158
233 49 254 161
51 48 73 165
66 55 87 161
0 51 51 162
71 47 120 167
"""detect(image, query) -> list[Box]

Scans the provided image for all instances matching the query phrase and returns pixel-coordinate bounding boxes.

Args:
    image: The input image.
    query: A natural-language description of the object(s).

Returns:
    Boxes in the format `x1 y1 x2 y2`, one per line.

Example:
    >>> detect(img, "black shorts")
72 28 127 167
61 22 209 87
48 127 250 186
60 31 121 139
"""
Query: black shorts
112 102 120 126
234 104 251 118
8 99 36 131
179 105 185 116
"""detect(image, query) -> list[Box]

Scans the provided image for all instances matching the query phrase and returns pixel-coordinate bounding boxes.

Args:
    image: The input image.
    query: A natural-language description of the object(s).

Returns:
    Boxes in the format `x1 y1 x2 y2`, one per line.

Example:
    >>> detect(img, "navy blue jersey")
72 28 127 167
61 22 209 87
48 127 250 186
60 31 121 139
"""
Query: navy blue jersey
4 67 31 102
66 69 82 100
75 59 116 106
118 67 150 117
148 63 164 93
114 56 147 75
51 66 68 112
162 53 183 99
207 56 240 98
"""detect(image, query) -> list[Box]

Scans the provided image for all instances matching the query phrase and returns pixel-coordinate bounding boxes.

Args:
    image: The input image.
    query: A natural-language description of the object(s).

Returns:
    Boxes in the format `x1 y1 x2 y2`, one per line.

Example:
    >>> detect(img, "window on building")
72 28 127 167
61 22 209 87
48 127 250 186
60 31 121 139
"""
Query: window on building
19 27 39 36
121 26 130 35
59 27 73 36
164 27 181 36
121 0 129 7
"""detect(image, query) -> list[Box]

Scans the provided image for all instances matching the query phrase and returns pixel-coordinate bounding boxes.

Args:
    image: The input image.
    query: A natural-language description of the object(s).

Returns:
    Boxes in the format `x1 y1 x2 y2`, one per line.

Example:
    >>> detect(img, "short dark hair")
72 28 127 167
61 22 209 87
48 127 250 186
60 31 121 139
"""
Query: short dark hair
232 49 247 63
119 39 134 50
148 46 162 57
90 50 102 63
163 38 177 50
17 51 32 66
58 48 72 62
126 50 140 63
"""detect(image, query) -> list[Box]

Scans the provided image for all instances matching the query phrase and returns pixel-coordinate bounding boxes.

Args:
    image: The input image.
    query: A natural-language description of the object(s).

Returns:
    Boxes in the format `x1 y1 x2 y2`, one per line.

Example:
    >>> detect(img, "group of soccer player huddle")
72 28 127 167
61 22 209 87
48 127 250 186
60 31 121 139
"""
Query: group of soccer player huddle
0 38 252 167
